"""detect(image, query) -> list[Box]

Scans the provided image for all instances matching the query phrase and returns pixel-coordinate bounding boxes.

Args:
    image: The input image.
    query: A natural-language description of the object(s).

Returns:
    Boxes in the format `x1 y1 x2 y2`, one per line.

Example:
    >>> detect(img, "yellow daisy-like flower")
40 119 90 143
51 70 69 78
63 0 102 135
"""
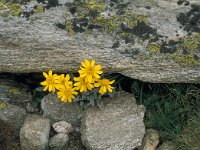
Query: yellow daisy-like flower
78 59 103 82
74 76 94 92
57 85 78 103
41 70 58 92
94 78 115 95
55 74 73 90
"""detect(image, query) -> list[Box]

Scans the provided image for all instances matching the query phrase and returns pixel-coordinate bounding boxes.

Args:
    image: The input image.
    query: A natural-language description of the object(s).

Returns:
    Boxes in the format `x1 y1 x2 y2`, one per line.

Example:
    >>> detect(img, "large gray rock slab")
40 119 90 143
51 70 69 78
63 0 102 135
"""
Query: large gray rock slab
0 103 27 136
41 93 83 127
20 114 50 150
0 78 32 107
0 0 199 83
81 92 146 150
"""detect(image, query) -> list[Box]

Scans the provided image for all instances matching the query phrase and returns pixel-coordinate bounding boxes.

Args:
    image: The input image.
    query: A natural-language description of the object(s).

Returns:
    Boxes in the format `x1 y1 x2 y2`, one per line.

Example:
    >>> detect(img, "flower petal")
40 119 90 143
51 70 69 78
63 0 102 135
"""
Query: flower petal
43 72 49 78
91 60 95 66
95 65 102 71
49 70 53 76
109 80 115 84
81 62 87 68
85 59 90 66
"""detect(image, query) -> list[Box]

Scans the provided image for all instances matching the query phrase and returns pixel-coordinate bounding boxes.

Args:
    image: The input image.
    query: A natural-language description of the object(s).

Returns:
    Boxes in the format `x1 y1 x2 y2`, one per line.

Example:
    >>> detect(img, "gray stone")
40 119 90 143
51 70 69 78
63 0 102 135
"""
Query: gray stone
140 129 159 150
0 103 27 136
0 78 32 107
0 1 199 83
58 0 74 5
41 93 83 127
157 141 177 150
26 102 38 113
20 115 50 150
53 121 74 134
81 92 146 150
49 133 69 149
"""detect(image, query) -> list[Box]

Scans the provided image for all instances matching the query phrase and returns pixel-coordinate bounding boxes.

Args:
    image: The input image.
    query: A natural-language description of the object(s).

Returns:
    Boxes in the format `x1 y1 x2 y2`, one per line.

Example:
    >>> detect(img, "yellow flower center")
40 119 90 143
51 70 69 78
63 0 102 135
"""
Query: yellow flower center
87 66 94 74
64 88 73 95
47 76 54 84
101 79 109 85
61 79 66 84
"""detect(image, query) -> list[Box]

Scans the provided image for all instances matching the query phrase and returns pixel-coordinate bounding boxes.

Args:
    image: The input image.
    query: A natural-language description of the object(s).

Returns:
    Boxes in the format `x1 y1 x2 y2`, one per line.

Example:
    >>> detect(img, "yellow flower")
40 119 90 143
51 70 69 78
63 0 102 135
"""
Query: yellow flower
94 78 115 95
55 74 73 90
78 59 103 82
41 70 58 92
57 85 78 103
74 76 94 92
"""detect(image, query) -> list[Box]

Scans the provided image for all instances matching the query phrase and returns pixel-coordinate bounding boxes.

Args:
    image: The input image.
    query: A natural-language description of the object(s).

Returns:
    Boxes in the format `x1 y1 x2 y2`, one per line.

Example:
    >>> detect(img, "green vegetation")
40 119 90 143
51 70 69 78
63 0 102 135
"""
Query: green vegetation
177 115 200 150
130 80 200 149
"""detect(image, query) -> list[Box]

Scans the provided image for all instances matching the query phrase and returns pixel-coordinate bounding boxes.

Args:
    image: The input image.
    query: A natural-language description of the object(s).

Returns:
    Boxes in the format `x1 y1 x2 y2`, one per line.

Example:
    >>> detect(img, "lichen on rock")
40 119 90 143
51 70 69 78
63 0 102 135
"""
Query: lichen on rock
63 0 154 43
172 33 200 66
0 1 45 18
146 33 200 66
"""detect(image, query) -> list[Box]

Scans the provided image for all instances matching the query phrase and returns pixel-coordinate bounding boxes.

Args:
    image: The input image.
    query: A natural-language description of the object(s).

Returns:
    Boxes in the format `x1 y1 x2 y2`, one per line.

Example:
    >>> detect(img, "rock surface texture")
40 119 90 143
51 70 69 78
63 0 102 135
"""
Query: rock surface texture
20 115 50 150
0 103 27 136
41 93 82 126
0 78 32 107
53 121 74 134
141 129 159 150
81 92 146 150
49 133 69 150
0 0 199 83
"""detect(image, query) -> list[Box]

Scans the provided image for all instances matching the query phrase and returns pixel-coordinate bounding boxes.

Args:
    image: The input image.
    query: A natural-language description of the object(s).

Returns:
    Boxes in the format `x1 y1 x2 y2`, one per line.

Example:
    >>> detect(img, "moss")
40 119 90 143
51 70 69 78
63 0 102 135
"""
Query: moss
0 102 7 110
33 5 44 14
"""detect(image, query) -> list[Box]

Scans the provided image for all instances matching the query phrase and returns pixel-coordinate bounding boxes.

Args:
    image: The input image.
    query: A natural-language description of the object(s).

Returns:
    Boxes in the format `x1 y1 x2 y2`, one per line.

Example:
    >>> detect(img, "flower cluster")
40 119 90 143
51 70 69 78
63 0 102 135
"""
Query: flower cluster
41 59 115 103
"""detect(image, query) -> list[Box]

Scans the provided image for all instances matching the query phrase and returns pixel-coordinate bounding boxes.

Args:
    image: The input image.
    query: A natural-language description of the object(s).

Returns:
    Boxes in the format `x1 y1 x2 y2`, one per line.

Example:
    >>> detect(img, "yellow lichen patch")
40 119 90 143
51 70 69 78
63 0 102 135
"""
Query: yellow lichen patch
91 15 120 32
172 33 200 66
0 102 7 110
0 2 7 10
85 0 105 12
12 9 21 16
66 21 75 36
6 2 21 10
148 43 161 54
33 5 44 14
0 2 22 17
172 53 199 66
65 0 149 37
9 87 21 96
